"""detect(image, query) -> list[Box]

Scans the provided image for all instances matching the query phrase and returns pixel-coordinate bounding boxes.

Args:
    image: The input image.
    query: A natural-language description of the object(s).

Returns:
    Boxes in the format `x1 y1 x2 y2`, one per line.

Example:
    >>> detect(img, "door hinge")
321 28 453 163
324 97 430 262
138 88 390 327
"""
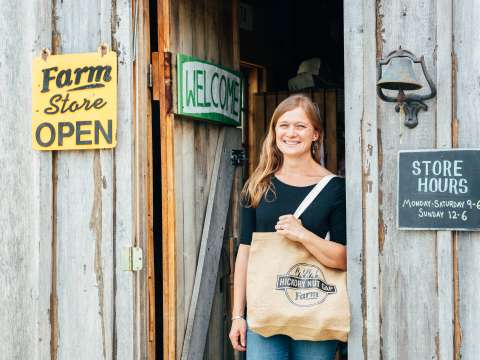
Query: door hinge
122 247 144 272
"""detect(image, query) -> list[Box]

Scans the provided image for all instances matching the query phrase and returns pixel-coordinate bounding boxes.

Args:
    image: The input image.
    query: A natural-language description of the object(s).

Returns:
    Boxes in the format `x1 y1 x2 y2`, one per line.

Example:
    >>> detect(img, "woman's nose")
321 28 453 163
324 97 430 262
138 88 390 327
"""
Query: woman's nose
286 126 296 136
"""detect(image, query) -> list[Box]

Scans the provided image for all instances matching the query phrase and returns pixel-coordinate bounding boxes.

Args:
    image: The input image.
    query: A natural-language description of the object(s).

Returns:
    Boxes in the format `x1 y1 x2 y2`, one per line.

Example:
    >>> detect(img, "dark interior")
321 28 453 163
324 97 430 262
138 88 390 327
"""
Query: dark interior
239 0 344 91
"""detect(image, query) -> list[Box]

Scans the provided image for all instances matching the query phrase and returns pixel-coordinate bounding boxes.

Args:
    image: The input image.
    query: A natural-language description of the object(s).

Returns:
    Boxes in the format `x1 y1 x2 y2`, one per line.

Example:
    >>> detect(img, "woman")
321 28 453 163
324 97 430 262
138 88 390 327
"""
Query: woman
229 94 347 359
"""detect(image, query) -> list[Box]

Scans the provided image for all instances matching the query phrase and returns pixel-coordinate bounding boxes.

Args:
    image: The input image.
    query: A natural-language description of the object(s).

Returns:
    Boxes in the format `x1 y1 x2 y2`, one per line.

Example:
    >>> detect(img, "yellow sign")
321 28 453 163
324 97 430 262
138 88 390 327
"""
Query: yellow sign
32 51 117 150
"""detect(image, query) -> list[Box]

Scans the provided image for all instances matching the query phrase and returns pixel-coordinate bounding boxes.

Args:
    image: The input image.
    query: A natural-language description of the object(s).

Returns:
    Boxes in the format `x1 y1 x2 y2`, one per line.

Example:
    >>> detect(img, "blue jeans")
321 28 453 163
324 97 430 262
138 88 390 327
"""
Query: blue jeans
246 329 338 360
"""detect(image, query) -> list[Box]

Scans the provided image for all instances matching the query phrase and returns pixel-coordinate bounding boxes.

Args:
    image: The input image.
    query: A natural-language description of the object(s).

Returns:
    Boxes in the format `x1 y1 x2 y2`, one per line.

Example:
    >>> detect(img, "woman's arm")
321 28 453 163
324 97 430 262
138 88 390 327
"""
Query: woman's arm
229 244 250 352
300 230 346 270
275 215 346 270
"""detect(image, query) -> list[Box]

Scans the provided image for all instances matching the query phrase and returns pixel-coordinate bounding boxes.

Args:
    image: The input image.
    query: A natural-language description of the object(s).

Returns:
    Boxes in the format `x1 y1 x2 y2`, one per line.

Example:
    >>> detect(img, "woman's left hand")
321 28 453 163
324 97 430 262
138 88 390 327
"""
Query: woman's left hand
275 214 310 243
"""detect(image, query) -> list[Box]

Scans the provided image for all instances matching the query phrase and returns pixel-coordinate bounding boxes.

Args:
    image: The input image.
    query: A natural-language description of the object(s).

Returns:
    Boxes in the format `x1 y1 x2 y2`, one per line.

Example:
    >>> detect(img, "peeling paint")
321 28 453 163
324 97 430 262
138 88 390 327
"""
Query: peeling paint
359 109 368 360
89 151 107 360
377 128 385 253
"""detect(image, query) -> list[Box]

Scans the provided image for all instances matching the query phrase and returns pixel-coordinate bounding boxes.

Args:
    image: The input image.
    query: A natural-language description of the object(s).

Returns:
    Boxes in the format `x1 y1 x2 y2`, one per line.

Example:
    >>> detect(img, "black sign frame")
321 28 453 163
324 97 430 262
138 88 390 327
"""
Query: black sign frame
397 148 480 231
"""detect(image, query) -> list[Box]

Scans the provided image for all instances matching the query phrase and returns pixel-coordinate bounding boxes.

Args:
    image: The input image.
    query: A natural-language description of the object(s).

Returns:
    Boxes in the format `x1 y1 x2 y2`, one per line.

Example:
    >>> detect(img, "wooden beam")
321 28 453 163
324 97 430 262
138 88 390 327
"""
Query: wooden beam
181 127 241 360
157 1 176 359
344 0 368 358
113 0 136 357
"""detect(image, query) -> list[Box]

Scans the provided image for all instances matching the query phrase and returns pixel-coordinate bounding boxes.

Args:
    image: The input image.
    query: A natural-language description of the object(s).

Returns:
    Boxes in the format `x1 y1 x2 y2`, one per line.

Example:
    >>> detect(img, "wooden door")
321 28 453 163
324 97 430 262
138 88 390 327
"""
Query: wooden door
154 0 242 359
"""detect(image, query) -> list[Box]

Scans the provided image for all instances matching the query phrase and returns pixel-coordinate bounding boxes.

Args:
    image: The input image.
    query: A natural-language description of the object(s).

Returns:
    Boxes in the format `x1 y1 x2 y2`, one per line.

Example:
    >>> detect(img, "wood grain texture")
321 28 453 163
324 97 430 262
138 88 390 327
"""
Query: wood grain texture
362 1 381 359
54 1 114 358
134 0 154 357
454 0 480 358
113 0 136 358
157 0 177 358
181 127 241 360
0 1 53 359
378 1 438 359
169 1 237 358
435 0 454 359
344 0 367 358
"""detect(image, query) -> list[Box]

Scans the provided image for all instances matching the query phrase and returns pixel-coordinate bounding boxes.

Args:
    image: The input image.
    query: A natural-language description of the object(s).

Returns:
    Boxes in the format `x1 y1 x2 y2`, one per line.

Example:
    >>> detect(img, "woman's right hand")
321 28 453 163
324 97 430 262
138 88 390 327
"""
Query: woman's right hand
229 318 247 352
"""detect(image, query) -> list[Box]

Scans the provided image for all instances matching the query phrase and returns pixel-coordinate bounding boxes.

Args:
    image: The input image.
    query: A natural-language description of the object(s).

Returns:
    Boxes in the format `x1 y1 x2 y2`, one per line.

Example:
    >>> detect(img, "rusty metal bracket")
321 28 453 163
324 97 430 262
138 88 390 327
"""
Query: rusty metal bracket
164 51 173 114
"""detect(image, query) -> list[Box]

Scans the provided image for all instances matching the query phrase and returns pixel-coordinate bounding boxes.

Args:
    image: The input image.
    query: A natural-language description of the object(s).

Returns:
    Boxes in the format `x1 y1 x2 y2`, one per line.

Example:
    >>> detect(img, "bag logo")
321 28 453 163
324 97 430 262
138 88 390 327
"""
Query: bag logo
275 263 337 307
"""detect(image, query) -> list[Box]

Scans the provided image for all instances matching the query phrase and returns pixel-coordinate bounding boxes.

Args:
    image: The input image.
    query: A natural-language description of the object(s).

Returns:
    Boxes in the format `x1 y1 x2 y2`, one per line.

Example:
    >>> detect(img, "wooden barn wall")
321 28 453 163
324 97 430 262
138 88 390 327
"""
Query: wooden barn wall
346 0 480 359
0 0 139 359
454 0 480 358
0 1 53 359
378 1 439 359
169 0 236 358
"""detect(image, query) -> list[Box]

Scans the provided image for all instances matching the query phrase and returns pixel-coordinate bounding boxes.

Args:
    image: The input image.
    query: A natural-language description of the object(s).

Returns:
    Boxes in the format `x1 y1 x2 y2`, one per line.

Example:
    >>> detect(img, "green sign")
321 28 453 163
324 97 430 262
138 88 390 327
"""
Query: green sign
177 53 242 126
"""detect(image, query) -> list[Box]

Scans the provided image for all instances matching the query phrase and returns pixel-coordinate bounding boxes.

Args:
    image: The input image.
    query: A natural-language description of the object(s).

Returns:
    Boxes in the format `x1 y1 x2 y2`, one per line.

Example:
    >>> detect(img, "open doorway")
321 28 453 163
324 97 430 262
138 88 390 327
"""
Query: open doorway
239 1 347 358
240 0 345 176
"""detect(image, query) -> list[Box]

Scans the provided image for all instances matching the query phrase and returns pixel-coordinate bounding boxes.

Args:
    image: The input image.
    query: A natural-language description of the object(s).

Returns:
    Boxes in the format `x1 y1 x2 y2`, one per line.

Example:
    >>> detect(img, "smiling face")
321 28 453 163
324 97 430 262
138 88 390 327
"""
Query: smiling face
275 107 319 158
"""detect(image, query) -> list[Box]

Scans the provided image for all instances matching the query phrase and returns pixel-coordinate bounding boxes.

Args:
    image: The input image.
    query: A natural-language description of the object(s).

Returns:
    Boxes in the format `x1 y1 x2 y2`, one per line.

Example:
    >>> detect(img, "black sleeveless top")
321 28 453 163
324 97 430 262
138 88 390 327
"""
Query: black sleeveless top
239 176 346 246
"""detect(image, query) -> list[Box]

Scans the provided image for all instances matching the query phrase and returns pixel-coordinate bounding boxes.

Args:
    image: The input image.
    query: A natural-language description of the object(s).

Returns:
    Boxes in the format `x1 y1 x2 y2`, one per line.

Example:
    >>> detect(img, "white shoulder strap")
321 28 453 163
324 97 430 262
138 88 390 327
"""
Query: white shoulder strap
293 174 336 219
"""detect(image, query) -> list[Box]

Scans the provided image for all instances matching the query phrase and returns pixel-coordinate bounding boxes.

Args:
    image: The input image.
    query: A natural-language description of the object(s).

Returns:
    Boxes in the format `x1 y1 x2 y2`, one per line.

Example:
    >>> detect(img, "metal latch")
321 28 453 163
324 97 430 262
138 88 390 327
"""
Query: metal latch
231 149 247 166
122 247 144 271
147 63 153 88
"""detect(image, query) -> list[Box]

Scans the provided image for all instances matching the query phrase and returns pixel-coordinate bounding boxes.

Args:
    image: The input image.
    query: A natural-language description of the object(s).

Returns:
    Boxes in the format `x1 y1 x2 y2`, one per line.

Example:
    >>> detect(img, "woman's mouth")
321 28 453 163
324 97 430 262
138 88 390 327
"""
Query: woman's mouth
283 140 300 146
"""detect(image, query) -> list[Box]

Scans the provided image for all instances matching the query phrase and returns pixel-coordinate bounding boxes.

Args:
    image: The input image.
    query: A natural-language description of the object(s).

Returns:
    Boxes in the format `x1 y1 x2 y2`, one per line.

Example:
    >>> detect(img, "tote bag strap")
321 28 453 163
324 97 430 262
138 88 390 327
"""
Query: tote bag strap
293 174 336 219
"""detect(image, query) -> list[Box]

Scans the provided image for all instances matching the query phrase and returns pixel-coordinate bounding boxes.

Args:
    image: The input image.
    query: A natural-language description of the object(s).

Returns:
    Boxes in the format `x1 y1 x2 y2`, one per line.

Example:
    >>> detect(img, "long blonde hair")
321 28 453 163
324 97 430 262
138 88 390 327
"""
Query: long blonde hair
242 94 323 207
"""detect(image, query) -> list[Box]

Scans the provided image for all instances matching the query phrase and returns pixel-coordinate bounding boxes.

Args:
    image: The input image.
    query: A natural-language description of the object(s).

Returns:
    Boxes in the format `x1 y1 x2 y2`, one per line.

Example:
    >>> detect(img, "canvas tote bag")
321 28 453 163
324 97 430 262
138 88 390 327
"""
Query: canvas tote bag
246 175 350 342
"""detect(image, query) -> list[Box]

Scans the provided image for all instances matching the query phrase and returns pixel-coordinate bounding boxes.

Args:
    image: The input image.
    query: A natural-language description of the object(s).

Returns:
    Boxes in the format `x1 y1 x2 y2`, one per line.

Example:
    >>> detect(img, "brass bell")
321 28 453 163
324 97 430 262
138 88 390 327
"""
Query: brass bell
377 56 422 91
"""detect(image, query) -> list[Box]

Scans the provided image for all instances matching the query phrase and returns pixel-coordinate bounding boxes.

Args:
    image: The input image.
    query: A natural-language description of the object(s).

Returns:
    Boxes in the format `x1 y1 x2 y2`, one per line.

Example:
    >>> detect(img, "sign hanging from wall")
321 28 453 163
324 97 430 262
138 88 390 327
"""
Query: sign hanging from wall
398 149 480 230
176 53 241 126
32 50 117 150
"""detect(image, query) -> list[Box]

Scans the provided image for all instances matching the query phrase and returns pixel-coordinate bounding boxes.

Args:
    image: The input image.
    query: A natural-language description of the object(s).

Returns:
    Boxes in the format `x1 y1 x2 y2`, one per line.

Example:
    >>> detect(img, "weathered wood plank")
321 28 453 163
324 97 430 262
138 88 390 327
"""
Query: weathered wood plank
454 0 480 358
378 1 438 359
157 0 178 358
32 1 55 359
112 0 136 358
362 1 381 359
181 127 241 360
54 1 114 358
0 1 53 359
173 0 194 357
344 0 367 358
134 0 154 356
436 0 454 359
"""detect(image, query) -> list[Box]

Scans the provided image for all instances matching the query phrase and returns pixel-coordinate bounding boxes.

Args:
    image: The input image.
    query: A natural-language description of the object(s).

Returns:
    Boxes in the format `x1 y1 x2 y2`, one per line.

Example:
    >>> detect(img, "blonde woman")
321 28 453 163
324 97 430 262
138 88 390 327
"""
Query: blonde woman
229 94 347 359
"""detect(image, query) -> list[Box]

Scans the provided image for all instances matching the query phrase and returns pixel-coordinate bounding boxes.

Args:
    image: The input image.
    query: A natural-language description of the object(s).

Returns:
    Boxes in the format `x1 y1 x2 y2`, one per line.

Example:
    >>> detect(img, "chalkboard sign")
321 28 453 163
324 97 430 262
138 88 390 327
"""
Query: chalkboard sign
398 149 480 230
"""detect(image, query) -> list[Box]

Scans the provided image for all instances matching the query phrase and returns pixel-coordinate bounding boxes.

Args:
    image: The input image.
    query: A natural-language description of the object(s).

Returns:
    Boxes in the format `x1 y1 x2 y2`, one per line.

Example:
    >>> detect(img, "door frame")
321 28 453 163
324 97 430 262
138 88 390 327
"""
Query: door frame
155 0 177 359
343 0 379 358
